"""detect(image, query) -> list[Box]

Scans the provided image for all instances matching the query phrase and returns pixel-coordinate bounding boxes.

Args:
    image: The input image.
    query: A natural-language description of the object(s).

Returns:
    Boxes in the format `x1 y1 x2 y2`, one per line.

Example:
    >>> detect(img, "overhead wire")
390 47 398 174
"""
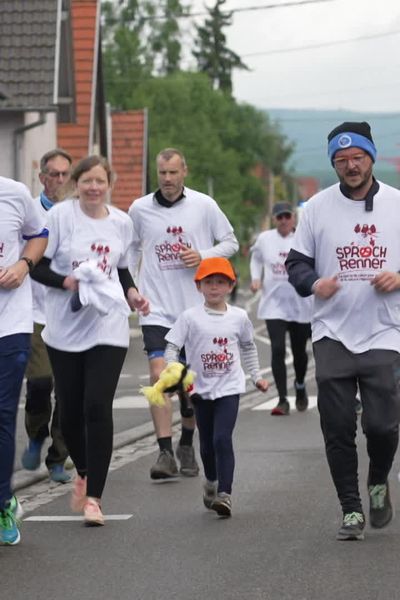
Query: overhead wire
243 29 400 57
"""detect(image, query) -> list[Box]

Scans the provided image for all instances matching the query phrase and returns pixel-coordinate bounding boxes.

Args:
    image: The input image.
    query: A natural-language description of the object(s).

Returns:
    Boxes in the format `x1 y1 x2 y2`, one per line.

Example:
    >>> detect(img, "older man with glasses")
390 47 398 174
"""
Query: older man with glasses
250 201 312 416
21 149 72 483
286 121 400 541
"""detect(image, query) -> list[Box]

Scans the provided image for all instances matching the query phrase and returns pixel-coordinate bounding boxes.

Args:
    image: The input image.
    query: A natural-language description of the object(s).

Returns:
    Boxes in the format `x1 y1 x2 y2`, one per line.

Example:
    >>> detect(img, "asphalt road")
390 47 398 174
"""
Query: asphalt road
5 290 400 599
13 290 274 485
5 373 400 600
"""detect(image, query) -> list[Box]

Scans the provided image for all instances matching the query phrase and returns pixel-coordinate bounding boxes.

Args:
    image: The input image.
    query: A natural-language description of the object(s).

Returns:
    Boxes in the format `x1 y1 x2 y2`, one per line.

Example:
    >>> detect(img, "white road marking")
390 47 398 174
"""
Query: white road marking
113 395 149 409
24 515 132 522
113 395 178 409
252 395 318 411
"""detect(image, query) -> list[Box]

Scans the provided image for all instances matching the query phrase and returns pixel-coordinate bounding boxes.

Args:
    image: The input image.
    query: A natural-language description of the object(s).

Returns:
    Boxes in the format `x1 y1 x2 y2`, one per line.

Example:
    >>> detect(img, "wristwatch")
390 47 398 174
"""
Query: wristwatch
19 256 34 273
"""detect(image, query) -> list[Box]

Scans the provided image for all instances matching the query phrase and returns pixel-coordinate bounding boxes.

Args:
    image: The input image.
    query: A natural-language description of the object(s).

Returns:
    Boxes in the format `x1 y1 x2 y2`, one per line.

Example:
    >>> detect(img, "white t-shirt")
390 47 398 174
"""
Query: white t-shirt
128 187 238 327
165 304 255 400
291 181 400 353
0 177 46 339
31 196 49 325
42 199 133 351
250 228 313 322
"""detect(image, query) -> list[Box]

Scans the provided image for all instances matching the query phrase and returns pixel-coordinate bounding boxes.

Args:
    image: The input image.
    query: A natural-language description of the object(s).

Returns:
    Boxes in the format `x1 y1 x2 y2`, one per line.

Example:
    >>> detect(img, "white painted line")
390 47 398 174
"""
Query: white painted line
113 395 178 409
252 395 318 411
24 514 133 522
113 395 149 409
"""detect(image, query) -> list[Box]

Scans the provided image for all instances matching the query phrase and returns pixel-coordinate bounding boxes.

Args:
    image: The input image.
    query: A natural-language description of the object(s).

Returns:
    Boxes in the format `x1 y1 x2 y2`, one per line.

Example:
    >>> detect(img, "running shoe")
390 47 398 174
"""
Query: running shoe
83 498 104 527
271 399 290 416
150 450 178 480
336 511 365 541
70 475 87 512
8 495 23 524
203 480 217 509
368 482 393 528
211 492 232 517
295 383 308 412
176 445 200 477
21 439 43 470
0 505 20 545
48 464 72 484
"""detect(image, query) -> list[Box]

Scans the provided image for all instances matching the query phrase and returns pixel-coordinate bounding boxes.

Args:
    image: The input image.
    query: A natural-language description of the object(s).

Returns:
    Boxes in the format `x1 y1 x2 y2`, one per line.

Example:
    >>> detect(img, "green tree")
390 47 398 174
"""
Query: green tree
147 0 187 75
102 0 154 108
102 0 187 106
128 72 292 244
100 3 294 247
192 0 249 94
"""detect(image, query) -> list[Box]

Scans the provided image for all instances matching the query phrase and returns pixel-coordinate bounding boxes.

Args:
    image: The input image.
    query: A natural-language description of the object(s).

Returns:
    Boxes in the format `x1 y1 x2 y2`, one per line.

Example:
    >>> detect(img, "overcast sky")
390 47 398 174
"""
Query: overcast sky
189 0 400 113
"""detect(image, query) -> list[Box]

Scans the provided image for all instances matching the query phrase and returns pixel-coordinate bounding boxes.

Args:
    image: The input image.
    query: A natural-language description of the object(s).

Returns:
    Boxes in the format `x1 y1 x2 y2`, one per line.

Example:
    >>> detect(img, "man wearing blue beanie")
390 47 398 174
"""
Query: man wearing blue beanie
285 121 400 541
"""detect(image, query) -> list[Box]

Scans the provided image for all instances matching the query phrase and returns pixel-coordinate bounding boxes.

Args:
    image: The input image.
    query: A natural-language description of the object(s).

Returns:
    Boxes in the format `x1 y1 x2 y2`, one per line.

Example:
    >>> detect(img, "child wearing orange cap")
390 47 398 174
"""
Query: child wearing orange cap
165 257 269 517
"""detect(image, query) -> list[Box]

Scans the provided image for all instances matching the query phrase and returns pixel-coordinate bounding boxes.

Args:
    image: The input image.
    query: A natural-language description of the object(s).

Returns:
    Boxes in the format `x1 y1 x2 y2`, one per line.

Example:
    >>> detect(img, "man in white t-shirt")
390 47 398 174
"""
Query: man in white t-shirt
286 121 400 542
250 202 312 416
21 149 72 483
0 176 48 545
129 148 239 480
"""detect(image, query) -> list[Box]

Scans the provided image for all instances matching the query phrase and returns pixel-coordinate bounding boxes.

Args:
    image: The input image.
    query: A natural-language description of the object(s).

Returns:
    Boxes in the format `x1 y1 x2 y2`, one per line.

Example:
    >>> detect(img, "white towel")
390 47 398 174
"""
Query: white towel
73 260 131 317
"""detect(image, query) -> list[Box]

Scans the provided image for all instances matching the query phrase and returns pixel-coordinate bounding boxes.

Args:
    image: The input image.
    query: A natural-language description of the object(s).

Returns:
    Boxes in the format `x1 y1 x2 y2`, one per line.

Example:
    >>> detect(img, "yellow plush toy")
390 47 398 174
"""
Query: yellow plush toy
141 362 196 406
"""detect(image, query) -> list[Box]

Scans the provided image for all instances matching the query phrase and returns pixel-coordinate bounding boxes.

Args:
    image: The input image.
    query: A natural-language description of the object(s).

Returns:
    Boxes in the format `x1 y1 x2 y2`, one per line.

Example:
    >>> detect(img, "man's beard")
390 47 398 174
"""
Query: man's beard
340 166 373 193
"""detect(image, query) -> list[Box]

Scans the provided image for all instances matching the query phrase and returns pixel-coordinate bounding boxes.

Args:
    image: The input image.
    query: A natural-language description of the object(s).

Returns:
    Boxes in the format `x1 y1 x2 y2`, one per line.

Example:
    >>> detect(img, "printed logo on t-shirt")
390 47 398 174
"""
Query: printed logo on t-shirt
200 336 234 377
272 250 289 279
336 223 387 281
154 225 192 271
72 242 112 277
0 241 4 258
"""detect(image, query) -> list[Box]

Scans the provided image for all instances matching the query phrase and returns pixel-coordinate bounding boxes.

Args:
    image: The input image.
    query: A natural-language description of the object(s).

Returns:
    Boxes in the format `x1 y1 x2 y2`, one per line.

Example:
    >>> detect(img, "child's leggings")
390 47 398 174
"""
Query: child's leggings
194 394 240 494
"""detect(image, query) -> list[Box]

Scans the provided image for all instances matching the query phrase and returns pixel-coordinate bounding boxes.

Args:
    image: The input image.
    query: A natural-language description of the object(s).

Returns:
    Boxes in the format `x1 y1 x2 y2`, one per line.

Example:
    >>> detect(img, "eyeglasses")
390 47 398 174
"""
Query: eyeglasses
44 170 70 179
275 213 293 220
333 154 368 169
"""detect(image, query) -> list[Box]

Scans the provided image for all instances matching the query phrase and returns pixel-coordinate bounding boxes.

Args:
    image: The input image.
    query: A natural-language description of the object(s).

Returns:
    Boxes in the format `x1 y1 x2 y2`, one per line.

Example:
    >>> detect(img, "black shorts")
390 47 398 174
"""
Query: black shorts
142 325 186 361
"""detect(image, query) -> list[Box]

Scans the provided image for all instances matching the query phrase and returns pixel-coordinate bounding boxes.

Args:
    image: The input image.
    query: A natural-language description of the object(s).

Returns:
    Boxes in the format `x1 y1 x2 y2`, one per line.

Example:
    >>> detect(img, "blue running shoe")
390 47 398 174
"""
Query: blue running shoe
48 464 72 483
0 506 20 545
21 439 43 470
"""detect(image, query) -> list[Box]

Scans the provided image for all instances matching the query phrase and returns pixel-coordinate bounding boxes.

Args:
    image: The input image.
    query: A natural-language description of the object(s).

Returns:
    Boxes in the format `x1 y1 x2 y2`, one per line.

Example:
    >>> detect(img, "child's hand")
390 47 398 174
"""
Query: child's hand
256 379 269 392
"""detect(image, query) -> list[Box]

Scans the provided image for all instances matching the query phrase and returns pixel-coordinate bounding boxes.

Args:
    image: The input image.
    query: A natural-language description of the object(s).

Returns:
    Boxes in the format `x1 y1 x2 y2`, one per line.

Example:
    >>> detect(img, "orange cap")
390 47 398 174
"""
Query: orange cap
194 257 236 282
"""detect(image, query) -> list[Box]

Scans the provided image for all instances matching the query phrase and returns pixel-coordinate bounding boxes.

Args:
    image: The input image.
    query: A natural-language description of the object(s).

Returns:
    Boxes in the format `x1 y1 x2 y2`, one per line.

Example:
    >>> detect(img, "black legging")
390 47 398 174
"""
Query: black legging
46 344 127 499
266 319 311 399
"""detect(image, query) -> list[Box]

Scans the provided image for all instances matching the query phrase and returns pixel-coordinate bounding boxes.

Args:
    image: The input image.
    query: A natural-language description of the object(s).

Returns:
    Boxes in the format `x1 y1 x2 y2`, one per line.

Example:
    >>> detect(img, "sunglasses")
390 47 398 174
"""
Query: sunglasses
276 212 293 220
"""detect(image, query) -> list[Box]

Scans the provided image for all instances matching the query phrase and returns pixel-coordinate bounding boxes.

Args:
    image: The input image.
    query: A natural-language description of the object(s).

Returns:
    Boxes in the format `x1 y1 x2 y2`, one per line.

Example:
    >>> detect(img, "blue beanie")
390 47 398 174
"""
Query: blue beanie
327 121 377 164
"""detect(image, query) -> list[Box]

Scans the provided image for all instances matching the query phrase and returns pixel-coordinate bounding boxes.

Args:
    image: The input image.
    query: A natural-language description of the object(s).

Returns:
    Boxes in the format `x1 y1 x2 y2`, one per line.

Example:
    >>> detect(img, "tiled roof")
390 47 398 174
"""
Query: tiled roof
0 0 58 109
111 110 148 212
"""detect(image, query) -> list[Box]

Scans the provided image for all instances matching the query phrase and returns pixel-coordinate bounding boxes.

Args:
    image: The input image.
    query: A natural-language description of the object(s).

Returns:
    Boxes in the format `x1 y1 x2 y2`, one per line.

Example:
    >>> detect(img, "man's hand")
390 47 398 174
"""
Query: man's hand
313 276 340 299
127 288 150 315
179 245 202 268
0 260 29 289
370 271 400 293
250 279 262 293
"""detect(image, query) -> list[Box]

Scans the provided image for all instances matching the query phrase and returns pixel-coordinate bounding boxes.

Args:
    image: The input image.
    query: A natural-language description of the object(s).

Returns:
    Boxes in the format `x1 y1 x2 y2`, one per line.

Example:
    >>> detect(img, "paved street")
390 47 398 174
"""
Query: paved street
5 291 400 600
4 373 400 600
